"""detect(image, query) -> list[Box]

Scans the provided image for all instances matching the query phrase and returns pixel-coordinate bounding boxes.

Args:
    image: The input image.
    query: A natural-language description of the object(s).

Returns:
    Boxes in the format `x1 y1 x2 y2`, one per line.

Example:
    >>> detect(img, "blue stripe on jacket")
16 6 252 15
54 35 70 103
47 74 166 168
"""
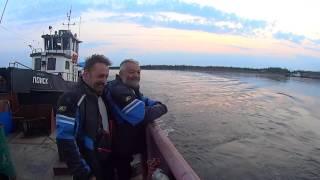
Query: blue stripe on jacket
56 114 76 140
107 93 146 126
56 112 91 177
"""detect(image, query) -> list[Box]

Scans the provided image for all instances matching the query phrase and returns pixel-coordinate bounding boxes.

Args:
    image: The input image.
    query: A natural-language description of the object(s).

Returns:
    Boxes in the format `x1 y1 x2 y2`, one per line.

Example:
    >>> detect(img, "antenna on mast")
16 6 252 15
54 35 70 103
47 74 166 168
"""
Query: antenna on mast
62 7 76 30
0 0 9 24
78 16 81 38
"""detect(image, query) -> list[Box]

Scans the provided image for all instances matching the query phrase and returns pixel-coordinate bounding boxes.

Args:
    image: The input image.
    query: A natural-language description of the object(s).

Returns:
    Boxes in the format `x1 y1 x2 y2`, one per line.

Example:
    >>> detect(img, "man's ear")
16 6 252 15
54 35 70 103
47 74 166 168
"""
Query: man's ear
83 70 89 80
119 70 124 79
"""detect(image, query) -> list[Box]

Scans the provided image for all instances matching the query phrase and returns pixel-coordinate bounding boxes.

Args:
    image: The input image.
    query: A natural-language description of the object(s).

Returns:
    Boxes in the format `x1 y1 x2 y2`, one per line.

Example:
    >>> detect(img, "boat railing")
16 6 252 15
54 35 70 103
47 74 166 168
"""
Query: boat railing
31 49 74 57
51 71 78 82
147 123 200 180
44 49 73 55
8 61 32 69
31 48 43 54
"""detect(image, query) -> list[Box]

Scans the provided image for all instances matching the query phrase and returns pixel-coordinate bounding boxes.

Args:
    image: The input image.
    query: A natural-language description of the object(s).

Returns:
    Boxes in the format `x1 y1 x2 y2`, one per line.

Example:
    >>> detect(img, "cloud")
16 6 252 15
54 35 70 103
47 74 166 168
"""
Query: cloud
80 10 266 36
1 0 319 70
80 41 113 49
313 39 320 45
273 32 306 44
96 0 266 35
273 31 320 53
4 0 267 36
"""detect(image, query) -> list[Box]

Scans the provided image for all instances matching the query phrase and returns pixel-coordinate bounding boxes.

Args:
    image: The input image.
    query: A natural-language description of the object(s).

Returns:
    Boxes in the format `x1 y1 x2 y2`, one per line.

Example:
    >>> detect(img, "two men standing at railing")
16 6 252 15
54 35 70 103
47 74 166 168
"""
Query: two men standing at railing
56 54 167 180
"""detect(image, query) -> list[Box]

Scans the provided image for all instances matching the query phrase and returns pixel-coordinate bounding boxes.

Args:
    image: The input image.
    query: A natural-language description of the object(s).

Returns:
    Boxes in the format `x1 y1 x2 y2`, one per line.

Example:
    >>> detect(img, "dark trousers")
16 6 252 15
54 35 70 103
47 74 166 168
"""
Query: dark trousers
97 160 114 180
0 173 9 180
114 155 133 180
113 123 147 180
73 159 114 180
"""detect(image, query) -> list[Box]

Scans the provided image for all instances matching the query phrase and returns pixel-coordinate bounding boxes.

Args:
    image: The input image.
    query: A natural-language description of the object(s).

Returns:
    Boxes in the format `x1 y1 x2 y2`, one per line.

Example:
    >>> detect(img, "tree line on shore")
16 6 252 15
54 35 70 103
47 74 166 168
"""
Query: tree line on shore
110 65 320 79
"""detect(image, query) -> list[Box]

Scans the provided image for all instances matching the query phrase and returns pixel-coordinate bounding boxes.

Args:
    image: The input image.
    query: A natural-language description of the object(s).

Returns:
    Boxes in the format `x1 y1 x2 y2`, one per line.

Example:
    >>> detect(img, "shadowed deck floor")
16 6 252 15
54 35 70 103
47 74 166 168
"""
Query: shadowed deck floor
7 132 142 180
7 132 71 180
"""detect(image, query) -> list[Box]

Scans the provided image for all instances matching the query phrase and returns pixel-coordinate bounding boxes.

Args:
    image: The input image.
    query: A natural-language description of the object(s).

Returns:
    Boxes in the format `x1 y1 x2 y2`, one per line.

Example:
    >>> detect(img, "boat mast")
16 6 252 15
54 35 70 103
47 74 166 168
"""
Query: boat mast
62 7 75 30
0 0 9 24
78 16 81 38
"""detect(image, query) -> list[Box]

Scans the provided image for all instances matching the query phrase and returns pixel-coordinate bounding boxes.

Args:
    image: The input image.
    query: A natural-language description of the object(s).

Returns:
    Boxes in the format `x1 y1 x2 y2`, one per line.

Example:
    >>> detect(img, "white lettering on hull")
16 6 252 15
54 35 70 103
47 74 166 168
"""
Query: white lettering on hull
32 76 48 85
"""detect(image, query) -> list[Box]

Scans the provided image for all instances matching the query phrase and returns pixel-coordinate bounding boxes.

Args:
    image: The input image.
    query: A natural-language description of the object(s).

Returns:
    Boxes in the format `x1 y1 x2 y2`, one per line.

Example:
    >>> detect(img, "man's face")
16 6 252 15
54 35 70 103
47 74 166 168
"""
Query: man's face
120 62 141 89
84 63 109 95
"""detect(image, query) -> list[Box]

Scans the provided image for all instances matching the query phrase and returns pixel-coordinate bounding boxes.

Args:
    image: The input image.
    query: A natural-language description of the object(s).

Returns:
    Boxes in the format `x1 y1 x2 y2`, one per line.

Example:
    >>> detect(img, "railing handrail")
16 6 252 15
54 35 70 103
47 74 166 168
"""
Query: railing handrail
8 61 32 69
147 123 201 180
50 71 74 75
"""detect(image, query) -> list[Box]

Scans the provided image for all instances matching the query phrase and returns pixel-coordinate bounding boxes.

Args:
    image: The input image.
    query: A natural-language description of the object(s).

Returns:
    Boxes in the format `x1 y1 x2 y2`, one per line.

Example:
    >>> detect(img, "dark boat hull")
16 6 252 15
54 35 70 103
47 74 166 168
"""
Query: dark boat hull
0 67 75 93
0 67 76 134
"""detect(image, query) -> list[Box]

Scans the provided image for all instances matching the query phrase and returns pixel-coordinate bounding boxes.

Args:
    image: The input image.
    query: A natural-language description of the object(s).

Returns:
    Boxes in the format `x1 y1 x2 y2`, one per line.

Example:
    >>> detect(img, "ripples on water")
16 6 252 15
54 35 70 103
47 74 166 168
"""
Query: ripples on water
109 70 320 180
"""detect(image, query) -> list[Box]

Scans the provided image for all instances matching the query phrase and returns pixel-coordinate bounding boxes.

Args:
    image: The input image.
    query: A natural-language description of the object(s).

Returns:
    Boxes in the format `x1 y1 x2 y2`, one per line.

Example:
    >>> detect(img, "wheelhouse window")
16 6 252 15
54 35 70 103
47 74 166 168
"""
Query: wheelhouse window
63 37 70 50
65 61 70 70
47 58 56 70
34 58 41 70
0 75 7 92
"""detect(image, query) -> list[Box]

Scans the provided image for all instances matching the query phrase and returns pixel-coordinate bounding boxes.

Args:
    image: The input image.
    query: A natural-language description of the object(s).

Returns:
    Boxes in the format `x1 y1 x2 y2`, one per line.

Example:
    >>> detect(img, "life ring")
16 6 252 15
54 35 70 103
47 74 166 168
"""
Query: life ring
72 54 78 63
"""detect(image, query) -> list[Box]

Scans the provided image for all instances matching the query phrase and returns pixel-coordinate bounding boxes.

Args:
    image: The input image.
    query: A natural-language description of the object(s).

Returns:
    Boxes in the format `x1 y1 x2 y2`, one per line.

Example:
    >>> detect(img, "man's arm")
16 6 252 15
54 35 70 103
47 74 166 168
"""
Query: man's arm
107 85 145 126
144 102 167 121
56 92 91 178
140 96 159 106
108 85 167 125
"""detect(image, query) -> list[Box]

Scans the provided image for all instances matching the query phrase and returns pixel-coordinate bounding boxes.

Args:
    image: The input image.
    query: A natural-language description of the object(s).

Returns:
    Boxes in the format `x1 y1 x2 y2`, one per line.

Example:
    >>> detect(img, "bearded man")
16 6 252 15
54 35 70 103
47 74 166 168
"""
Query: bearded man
105 59 167 180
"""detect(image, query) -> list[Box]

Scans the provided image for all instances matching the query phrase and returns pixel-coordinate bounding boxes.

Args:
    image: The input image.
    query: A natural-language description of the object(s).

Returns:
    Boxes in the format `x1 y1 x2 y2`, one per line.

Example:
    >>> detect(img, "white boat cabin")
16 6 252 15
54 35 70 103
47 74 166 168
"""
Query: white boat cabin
30 30 82 82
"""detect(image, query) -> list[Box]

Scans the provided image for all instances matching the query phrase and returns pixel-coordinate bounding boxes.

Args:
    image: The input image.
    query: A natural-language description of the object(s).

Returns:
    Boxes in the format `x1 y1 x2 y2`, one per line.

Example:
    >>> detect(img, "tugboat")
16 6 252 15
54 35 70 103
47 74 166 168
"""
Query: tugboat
0 23 82 135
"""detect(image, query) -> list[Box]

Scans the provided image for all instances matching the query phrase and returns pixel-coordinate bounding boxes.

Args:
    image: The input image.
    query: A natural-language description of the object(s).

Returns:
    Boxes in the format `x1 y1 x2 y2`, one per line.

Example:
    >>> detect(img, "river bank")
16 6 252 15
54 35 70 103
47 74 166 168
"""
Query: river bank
110 65 320 80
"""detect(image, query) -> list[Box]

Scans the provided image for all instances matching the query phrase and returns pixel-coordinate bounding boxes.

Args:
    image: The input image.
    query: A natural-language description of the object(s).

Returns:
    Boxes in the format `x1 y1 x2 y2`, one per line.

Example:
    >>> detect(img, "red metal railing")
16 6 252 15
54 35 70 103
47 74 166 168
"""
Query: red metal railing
147 123 200 180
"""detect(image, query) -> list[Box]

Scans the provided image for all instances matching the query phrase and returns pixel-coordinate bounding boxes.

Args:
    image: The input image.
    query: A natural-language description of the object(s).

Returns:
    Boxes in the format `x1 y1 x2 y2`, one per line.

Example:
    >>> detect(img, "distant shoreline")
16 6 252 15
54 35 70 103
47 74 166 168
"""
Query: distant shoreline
110 65 320 80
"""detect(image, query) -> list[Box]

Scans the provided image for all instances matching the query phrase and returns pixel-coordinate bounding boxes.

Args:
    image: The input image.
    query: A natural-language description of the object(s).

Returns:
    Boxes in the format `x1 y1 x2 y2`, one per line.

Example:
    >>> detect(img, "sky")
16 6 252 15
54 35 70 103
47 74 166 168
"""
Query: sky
0 0 320 71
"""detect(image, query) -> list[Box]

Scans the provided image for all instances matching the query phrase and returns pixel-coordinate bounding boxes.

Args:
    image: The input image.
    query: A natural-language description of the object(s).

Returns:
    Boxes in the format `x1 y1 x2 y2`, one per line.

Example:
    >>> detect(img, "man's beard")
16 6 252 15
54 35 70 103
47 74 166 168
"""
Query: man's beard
124 79 140 89
93 82 105 95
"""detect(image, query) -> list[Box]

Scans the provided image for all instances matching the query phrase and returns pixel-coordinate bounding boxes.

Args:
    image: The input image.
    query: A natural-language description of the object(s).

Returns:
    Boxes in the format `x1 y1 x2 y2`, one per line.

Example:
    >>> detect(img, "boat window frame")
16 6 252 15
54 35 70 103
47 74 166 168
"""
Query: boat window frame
47 58 56 70
65 61 70 70
34 58 41 70
0 75 7 92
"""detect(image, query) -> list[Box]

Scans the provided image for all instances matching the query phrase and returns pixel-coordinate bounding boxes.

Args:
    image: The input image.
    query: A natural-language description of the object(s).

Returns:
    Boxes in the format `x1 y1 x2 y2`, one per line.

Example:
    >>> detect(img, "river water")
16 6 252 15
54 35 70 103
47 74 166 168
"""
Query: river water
109 70 320 180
